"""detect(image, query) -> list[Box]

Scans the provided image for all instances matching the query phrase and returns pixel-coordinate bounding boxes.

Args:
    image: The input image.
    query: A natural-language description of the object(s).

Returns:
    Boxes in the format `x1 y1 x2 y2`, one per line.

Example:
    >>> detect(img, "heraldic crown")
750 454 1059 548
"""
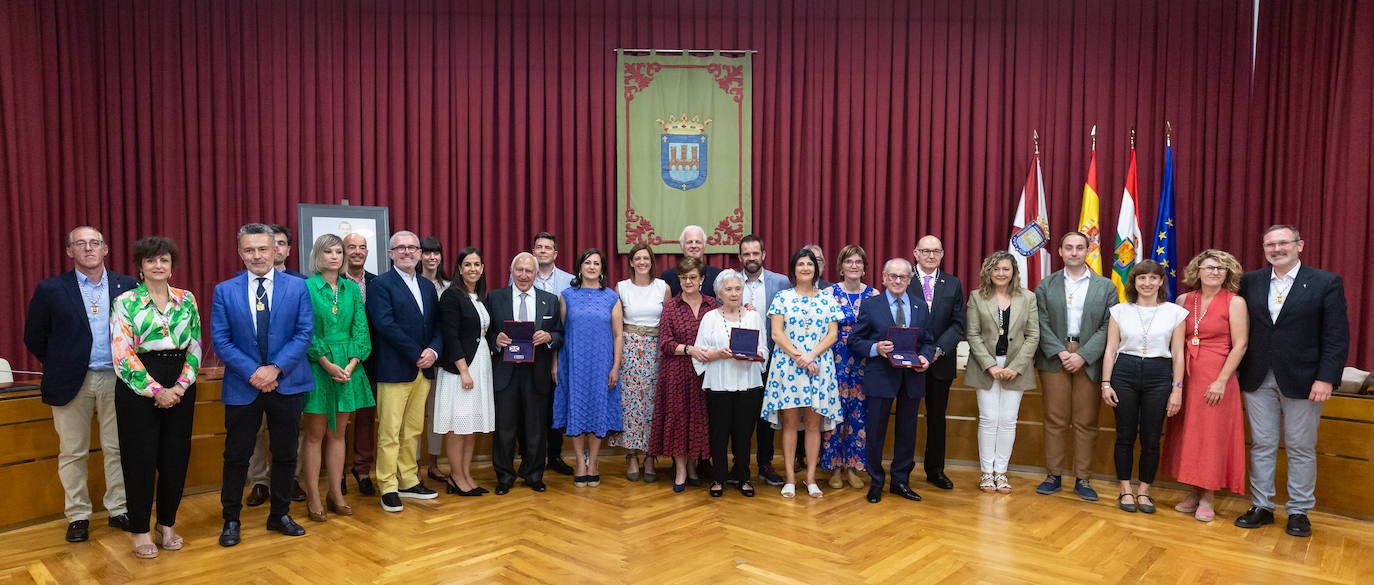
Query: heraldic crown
656 114 712 135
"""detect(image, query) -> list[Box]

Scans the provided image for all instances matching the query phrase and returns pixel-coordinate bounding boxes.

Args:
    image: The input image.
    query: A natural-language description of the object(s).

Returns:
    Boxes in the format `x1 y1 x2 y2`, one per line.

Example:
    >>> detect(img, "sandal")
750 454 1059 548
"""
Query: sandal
994 474 1012 494
1118 493 1137 513
807 483 824 499
133 542 159 559
709 482 724 497
1136 494 1156 514
979 473 996 492
153 525 183 551
739 481 756 497
781 483 796 499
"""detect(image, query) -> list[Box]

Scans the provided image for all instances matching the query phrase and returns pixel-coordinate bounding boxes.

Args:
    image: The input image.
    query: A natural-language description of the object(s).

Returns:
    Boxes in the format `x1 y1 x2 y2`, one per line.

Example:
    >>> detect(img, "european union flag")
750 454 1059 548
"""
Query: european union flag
1151 145 1178 300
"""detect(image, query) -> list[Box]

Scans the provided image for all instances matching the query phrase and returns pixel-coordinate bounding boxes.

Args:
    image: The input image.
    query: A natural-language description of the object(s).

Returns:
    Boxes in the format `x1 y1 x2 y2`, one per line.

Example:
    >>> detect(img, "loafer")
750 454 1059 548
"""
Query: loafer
758 465 785 486
889 483 922 502
827 473 845 489
525 480 547 492
291 481 308 502
65 520 90 543
1285 513 1312 537
495 480 514 495
107 513 130 531
1234 506 1275 529
380 492 404 512
1035 475 1062 495
926 473 954 490
1074 478 1099 501
866 486 882 504
245 484 270 507
399 482 438 499
352 470 375 496
266 514 306 536
547 458 575 476
218 520 241 547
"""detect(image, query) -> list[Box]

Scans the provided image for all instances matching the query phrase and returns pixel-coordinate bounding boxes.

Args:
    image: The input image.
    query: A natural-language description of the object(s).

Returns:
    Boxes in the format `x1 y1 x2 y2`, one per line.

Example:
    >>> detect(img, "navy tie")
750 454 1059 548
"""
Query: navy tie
256 277 271 365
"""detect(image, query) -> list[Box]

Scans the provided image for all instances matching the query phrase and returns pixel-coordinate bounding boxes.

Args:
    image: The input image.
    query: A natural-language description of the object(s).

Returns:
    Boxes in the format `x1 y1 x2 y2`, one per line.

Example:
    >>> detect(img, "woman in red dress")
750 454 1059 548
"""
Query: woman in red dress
1162 250 1249 521
649 257 719 492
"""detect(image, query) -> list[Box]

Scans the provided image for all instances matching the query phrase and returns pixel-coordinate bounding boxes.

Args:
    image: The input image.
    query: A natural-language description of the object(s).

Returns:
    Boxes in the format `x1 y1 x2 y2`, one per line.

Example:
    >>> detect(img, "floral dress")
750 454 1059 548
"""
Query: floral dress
821 283 878 470
762 289 844 431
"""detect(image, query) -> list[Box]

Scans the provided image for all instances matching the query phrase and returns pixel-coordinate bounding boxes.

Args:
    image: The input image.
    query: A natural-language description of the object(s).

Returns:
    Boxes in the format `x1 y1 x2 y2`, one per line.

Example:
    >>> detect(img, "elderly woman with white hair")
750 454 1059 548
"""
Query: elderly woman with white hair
692 270 768 497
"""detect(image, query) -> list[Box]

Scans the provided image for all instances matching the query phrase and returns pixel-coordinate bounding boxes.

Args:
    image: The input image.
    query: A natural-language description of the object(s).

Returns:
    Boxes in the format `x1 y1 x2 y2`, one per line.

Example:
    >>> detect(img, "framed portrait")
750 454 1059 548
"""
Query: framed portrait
296 204 391 275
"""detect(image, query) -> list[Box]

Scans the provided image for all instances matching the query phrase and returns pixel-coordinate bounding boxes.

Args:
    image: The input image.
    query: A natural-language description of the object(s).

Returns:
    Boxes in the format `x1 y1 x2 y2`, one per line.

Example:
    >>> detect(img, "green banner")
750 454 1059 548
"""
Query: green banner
616 51 752 254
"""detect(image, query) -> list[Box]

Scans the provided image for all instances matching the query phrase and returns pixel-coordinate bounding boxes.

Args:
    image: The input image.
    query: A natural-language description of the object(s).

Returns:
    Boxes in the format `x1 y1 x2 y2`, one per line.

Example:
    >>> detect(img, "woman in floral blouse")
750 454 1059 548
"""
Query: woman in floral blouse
110 237 202 559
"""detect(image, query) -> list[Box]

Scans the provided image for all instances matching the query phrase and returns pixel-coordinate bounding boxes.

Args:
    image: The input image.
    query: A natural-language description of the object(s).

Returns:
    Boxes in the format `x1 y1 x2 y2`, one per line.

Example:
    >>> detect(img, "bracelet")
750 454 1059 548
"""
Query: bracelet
1171 382 1184 388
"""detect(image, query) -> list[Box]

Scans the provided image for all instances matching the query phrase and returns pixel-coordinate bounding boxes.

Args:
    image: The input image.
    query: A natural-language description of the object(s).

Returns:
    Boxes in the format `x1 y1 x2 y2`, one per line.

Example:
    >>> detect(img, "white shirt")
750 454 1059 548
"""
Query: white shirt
617 278 668 327
693 308 767 391
396 268 426 313
246 269 276 333
916 268 938 310
741 271 767 311
1268 262 1301 323
511 285 536 321
1063 268 1092 337
1110 302 1188 358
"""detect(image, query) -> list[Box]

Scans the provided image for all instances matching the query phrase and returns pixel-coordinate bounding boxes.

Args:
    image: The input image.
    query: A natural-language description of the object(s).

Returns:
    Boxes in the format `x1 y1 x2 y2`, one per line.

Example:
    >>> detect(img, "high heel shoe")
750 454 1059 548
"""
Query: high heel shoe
446 475 483 496
153 524 184 551
326 499 353 516
625 454 641 482
427 466 448 483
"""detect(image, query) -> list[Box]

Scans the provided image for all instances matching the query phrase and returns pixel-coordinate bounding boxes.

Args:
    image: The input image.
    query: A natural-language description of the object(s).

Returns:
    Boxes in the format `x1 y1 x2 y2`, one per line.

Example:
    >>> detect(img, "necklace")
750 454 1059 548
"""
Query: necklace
997 295 1011 336
1273 277 1293 305
149 290 173 338
1190 292 1214 346
328 281 340 314
1066 276 1088 304
255 283 269 312
79 279 104 315
1133 303 1160 354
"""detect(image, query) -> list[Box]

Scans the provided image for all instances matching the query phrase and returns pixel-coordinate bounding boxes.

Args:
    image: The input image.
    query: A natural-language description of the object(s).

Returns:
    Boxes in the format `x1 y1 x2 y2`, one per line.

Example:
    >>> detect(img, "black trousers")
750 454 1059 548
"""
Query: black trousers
114 350 196 534
1111 354 1173 484
707 388 763 482
494 367 549 484
754 373 776 467
922 375 953 476
221 390 304 521
865 390 921 488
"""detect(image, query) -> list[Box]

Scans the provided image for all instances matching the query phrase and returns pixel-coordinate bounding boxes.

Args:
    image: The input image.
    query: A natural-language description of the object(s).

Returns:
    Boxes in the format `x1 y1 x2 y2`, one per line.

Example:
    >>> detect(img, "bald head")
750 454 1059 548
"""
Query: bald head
914 235 945 273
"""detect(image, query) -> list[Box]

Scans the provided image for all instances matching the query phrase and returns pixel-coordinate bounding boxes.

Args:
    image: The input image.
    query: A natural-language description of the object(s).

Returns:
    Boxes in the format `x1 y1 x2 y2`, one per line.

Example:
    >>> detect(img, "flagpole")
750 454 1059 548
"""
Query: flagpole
1165 121 1172 147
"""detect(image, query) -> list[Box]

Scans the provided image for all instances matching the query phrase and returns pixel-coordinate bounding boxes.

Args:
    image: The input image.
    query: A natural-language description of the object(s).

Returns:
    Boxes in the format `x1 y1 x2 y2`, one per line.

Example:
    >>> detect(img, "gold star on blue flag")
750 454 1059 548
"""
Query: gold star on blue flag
1151 144 1178 300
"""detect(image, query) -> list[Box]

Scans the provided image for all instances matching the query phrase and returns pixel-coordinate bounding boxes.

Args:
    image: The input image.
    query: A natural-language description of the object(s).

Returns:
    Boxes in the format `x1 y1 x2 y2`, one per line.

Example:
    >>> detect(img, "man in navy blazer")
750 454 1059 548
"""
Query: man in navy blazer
1234 225 1349 537
23 226 137 542
912 235 967 490
848 258 936 504
737 234 791 485
211 223 314 546
365 230 443 512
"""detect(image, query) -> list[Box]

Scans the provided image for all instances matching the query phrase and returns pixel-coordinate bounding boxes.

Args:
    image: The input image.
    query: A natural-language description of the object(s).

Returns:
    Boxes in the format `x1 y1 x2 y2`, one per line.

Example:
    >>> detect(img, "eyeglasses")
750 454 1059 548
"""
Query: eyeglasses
390 245 421 252
70 240 104 249
1199 266 1228 273
884 274 912 281
915 248 943 256
1263 239 1299 250
841 259 865 267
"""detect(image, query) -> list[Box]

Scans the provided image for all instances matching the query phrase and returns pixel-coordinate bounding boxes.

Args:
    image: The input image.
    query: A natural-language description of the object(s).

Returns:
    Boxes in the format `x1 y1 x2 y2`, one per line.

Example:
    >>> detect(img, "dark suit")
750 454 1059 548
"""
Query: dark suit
24 270 139 406
848 290 936 488
1237 264 1348 514
485 285 563 484
344 270 380 478
438 287 484 375
913 269 966 477
210 271 315 521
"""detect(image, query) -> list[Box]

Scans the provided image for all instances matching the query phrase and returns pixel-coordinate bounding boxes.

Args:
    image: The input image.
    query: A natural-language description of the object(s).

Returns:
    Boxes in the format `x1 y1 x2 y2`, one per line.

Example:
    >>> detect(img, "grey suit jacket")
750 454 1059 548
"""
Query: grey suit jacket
1034 270 1118 381
964 289 1040 391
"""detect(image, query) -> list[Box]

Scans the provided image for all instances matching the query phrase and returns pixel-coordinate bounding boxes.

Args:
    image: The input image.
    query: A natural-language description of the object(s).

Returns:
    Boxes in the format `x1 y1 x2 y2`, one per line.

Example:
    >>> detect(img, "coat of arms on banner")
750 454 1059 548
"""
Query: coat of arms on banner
1011 217 1049 257
659 115 710 190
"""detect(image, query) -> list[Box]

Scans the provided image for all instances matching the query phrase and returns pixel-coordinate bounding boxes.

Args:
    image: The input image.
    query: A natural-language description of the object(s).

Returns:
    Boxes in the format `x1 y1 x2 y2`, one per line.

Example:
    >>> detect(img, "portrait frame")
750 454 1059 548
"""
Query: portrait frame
296 203 391 276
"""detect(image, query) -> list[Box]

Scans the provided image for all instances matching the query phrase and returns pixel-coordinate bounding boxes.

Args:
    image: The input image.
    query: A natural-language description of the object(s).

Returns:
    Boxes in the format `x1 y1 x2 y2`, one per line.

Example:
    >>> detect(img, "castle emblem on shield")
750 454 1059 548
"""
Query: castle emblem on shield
658 114 711 191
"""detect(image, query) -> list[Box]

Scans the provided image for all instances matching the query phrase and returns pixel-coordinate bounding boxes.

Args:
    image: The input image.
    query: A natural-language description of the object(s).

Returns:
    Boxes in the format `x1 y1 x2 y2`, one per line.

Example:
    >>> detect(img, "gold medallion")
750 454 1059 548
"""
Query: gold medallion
1191 337 1200 346
1140 345 1148 354
256 301 266 311
90 304 99 315
332 305 339 315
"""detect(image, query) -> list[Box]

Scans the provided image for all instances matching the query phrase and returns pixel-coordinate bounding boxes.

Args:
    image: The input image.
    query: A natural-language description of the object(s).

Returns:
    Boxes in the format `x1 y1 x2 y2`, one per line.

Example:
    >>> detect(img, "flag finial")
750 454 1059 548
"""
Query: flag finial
1033 130 1040 155
1130 127 1136 150
1165 121 1172 147
1090 124 1097 151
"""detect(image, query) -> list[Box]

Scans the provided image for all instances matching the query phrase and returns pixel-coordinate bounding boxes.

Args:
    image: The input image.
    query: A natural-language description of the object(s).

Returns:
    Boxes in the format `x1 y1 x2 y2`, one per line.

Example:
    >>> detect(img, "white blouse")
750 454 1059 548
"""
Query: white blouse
1110 302 1189 359
617 278 669 327
692 308 767 391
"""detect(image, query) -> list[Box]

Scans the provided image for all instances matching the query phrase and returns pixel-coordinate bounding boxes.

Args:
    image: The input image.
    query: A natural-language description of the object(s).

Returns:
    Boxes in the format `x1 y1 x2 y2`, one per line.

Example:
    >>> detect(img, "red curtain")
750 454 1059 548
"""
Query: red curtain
2 0 1370 371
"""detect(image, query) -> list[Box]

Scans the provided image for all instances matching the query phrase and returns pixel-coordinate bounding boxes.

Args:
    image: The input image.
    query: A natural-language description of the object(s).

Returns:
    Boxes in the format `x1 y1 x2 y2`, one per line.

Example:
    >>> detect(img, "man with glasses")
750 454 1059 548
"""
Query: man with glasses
911 235 966 490
24 227 138 542
1034 231 1118 501
848 259 936 503
661 225 723 297
1234 225 1348 537
365 231 442 512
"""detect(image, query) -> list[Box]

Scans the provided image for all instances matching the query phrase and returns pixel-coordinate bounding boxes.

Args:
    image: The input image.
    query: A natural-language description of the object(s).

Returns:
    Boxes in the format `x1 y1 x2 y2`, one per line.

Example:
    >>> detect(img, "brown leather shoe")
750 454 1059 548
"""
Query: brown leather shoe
245 484 270 507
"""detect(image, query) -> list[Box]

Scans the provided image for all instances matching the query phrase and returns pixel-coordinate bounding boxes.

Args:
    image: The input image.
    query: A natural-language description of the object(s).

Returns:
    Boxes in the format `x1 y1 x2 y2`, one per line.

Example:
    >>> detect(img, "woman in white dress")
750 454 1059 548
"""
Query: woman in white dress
434 247 496 496
611 244 670 482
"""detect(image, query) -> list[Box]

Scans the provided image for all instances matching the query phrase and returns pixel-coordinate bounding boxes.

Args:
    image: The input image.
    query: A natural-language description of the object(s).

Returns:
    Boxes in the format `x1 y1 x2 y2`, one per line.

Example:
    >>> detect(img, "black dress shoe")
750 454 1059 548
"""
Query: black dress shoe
525 479 547 492
218 521 241 547
547 458 575 476
866 486 882 504
890 483 923 502
107 513 130 531
266 514 306 537
495 480 514 495
353 470 375 496
1234 506 1275 529
65 520 90 543
926 473 955 490
245 484 270 507
291 481 308 502
1285 513 1312 537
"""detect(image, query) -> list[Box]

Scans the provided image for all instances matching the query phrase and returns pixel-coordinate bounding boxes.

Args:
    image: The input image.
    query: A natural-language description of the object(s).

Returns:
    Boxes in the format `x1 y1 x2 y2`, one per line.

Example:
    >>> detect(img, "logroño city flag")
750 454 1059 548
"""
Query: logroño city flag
1112 147 1143 301
1009 151 1051 289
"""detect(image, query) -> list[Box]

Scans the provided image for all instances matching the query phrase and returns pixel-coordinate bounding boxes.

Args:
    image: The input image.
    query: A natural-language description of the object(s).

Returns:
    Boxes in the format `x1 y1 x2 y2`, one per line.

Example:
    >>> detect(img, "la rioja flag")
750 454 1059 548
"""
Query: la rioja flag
1009 148 1050 289
1112 146 1143 301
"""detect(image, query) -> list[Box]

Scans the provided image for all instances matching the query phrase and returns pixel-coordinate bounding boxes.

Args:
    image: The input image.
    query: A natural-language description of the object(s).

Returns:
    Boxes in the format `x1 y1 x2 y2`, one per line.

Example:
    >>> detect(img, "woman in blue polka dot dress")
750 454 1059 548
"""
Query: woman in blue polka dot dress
763 248 844 499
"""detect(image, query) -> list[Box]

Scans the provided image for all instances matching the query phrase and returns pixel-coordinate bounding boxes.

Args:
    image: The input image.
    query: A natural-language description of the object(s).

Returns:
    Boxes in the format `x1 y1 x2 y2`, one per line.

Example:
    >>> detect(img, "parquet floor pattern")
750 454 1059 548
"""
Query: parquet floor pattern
1 463 1370 584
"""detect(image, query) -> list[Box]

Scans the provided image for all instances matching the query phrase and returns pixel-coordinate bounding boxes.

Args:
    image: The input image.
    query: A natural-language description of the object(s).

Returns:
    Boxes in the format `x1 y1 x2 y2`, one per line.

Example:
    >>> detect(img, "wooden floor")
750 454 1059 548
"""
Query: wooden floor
1 462 1370 585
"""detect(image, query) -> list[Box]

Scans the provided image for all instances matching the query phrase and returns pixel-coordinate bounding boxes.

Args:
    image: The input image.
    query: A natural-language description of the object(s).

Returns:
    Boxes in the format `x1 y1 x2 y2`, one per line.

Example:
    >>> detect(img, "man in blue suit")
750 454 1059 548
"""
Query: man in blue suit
366 230 442 512
24 226 137 542
847 258 936 504
211 223 315 546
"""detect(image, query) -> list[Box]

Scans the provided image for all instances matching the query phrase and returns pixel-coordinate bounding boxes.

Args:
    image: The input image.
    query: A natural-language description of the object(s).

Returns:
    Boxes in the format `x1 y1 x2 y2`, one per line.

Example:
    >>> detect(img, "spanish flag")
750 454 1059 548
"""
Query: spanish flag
1112 147 1142 301
1078 149 1102 275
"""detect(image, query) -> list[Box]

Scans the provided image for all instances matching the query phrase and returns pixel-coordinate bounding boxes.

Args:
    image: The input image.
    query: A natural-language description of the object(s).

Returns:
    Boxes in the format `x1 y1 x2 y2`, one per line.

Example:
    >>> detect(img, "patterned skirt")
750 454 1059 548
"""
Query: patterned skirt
609 331 658 450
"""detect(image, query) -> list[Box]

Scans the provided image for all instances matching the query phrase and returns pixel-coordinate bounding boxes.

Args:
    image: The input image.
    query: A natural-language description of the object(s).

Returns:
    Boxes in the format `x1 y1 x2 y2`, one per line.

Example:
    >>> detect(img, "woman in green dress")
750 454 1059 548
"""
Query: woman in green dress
301 234 373 521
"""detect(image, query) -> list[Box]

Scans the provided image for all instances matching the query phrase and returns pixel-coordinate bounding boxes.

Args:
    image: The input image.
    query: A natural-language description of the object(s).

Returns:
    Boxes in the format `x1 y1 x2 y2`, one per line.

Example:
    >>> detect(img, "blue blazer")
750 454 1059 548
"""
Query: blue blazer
211 272 315 405
847 290 937 400
23 270 139 406
365 269 442 383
